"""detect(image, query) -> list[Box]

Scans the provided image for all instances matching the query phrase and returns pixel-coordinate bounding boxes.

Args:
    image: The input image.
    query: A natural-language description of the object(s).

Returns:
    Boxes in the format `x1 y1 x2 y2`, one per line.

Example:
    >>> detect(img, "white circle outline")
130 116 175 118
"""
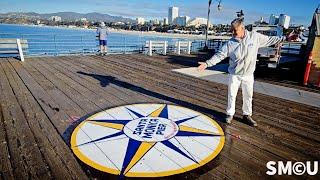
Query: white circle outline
71 104 225 177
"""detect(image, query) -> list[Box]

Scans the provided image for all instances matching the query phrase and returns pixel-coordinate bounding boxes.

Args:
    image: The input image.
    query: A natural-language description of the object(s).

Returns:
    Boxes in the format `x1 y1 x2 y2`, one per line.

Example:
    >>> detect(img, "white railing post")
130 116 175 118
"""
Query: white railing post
177 41 181 55
163 41 167 55
16 39 24 62
187 41 191 54
148 40 152 56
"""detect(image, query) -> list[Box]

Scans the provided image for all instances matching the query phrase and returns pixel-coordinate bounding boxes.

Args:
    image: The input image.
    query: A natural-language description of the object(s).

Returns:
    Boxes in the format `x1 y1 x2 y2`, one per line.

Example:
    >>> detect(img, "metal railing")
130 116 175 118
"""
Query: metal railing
0 33 205 56
0 33 149 56
0 32 306 57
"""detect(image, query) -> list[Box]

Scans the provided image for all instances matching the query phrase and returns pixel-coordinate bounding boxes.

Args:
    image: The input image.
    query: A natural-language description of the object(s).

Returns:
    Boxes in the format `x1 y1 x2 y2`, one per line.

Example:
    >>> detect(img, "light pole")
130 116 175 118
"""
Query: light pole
204 0 222 50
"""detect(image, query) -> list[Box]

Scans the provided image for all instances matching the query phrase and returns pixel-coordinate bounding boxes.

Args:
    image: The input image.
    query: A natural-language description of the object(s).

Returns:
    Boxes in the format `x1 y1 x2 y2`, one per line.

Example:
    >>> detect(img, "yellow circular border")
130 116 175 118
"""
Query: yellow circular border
71 104 225 177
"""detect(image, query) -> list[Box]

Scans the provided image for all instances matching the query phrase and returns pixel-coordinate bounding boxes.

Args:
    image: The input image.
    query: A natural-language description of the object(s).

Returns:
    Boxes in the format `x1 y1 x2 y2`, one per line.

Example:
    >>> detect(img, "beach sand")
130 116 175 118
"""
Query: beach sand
108 28 231 40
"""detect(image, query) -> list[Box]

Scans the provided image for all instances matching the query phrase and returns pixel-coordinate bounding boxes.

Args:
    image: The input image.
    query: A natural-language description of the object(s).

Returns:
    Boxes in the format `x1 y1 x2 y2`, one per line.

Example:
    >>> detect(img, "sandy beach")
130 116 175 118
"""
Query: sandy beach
108 28 231 40
5 23 231 40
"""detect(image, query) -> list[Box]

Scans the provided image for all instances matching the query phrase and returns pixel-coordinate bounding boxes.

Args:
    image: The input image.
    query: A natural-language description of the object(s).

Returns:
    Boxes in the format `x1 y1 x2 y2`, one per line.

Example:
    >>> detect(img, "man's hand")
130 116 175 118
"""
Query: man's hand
197 62 208 72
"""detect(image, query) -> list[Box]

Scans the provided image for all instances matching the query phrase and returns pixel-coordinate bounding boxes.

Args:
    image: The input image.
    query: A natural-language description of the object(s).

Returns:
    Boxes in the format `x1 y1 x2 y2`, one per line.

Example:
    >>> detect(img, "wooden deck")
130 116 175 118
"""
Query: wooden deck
0 54 319 179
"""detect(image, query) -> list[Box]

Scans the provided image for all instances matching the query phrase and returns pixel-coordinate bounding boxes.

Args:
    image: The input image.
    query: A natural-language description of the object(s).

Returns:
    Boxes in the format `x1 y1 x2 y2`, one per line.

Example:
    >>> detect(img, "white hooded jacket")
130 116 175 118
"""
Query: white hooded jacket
206 30 285 75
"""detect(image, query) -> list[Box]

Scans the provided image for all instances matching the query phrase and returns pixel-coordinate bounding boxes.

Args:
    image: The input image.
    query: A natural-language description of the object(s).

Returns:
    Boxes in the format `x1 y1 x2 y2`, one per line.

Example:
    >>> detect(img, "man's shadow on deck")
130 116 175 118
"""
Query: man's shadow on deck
77 71 226 121
73 71 233 179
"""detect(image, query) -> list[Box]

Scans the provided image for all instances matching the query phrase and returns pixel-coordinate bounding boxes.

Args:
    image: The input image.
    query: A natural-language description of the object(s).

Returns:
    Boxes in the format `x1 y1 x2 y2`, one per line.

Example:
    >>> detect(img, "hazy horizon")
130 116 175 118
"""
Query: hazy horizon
1 0 319 26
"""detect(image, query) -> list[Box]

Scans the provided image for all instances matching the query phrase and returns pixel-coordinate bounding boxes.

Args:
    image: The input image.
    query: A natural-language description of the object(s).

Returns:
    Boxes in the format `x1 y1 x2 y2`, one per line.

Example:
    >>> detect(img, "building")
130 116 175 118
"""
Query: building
279 14 290 29
168 6 179 25
187 17 211 28
254 17 268 25
269 14 279 25
113 22 125 25
175 16 190 26
80 18 87 22
152 19 160 25
163 18 168 25
50 16 61 22
136 17 145 25
269 14 290 29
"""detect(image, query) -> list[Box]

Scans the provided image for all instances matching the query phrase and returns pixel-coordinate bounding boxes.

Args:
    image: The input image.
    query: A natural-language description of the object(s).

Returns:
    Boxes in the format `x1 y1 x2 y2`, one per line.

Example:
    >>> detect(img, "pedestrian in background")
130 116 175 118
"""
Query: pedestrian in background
96 22 109 56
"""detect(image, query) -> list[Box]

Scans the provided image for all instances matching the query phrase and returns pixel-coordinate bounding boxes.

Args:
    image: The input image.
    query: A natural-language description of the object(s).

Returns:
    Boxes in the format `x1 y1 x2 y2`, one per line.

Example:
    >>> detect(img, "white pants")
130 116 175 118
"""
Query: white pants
226 74 254 116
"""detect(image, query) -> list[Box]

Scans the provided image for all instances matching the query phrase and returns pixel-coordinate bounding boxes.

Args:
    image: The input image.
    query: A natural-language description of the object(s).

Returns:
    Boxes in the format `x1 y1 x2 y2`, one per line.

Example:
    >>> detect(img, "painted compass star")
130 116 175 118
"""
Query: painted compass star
71 104 225 177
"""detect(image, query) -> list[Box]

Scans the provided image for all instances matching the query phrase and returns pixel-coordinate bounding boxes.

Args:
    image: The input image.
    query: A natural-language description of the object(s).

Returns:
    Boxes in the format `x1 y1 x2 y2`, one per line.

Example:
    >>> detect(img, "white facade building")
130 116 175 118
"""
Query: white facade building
279 14 290 29
175 16 190 26
50 16 61 22
269 14 279 25
163 18 168 25
136 17 145 25
168 6 179 25
187 17 211 28
152 19 160 25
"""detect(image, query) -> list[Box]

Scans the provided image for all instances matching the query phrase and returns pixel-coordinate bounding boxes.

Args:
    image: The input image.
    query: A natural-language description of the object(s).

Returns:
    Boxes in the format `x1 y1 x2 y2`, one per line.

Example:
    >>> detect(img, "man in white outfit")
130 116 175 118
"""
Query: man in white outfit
198 18 295 126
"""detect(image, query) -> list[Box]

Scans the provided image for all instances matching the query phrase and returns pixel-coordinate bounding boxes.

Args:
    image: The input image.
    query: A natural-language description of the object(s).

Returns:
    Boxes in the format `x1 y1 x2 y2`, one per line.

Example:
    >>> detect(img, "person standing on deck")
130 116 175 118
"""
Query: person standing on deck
197 18 297 127
96 22 109 56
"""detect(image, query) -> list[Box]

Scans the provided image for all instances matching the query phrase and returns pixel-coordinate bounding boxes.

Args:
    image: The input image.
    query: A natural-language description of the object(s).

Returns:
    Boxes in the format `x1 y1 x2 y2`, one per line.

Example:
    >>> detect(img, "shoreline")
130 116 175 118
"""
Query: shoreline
109 28 231 40
0 23 231 40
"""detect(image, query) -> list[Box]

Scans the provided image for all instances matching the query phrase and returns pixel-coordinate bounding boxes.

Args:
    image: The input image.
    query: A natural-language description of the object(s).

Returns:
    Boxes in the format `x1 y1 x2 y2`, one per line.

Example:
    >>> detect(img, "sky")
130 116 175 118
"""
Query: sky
0 0 319 26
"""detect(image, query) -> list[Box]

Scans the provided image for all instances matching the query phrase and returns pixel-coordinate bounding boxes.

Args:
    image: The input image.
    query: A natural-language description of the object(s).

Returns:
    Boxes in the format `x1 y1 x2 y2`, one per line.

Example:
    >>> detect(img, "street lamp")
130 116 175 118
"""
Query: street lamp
204 0 222 50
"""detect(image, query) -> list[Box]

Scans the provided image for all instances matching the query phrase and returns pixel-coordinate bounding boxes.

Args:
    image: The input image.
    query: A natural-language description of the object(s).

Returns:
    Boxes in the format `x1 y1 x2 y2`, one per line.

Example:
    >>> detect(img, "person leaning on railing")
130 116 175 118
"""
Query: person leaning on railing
96 22 109 56
197 17 297 127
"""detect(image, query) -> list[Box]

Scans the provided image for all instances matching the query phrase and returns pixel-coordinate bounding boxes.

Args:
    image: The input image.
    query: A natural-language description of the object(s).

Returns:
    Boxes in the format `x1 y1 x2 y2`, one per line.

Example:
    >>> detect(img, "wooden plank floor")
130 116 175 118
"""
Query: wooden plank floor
0 54 319 180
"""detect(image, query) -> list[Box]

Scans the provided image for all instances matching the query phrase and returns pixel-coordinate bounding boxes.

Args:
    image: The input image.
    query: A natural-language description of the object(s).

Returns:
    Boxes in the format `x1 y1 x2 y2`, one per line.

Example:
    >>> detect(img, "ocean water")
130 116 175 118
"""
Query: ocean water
0 23 194 56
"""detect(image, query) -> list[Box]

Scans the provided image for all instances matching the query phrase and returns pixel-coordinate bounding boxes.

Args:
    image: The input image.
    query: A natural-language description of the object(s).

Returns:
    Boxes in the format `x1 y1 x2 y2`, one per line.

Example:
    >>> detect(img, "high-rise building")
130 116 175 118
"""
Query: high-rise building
164 18 168 25
136 17 145 25
168 6 179 25
175 16 190 26
269 14 279 25
279 14 290 29
153 19 160 25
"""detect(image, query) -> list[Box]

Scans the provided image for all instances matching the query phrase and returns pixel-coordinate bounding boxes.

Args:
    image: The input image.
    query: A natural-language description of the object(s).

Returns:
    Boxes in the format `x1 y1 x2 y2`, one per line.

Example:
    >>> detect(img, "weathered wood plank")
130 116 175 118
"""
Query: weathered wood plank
5 60 88 179
1 54 319 179
107 54 319 128
94 54 320 158
0 60 51 179
55 56 160 104
0 95 14 180
55 56 265 177
57 55 274 177
10 60 71 134
82 54 318 160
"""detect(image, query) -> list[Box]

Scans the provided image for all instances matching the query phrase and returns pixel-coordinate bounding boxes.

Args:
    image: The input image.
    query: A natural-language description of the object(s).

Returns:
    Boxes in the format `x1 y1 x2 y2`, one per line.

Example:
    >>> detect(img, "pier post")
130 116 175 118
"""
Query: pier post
124 37 127 54
177 41 181 55
163 41 167 55
16 39 24 62
81 36 84 55
54 35 57 56
187 41 191 54
148 40 152 56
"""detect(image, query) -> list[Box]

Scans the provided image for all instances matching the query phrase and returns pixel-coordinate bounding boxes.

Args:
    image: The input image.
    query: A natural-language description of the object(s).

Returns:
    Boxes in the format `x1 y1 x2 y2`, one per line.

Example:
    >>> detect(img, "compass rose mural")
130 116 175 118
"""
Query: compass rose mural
71 104 225 177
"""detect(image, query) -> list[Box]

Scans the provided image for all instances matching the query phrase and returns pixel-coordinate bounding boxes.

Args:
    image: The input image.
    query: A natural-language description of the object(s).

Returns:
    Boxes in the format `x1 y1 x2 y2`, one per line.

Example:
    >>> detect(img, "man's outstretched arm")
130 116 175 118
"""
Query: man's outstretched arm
257 30 297 48
198 43 229 71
